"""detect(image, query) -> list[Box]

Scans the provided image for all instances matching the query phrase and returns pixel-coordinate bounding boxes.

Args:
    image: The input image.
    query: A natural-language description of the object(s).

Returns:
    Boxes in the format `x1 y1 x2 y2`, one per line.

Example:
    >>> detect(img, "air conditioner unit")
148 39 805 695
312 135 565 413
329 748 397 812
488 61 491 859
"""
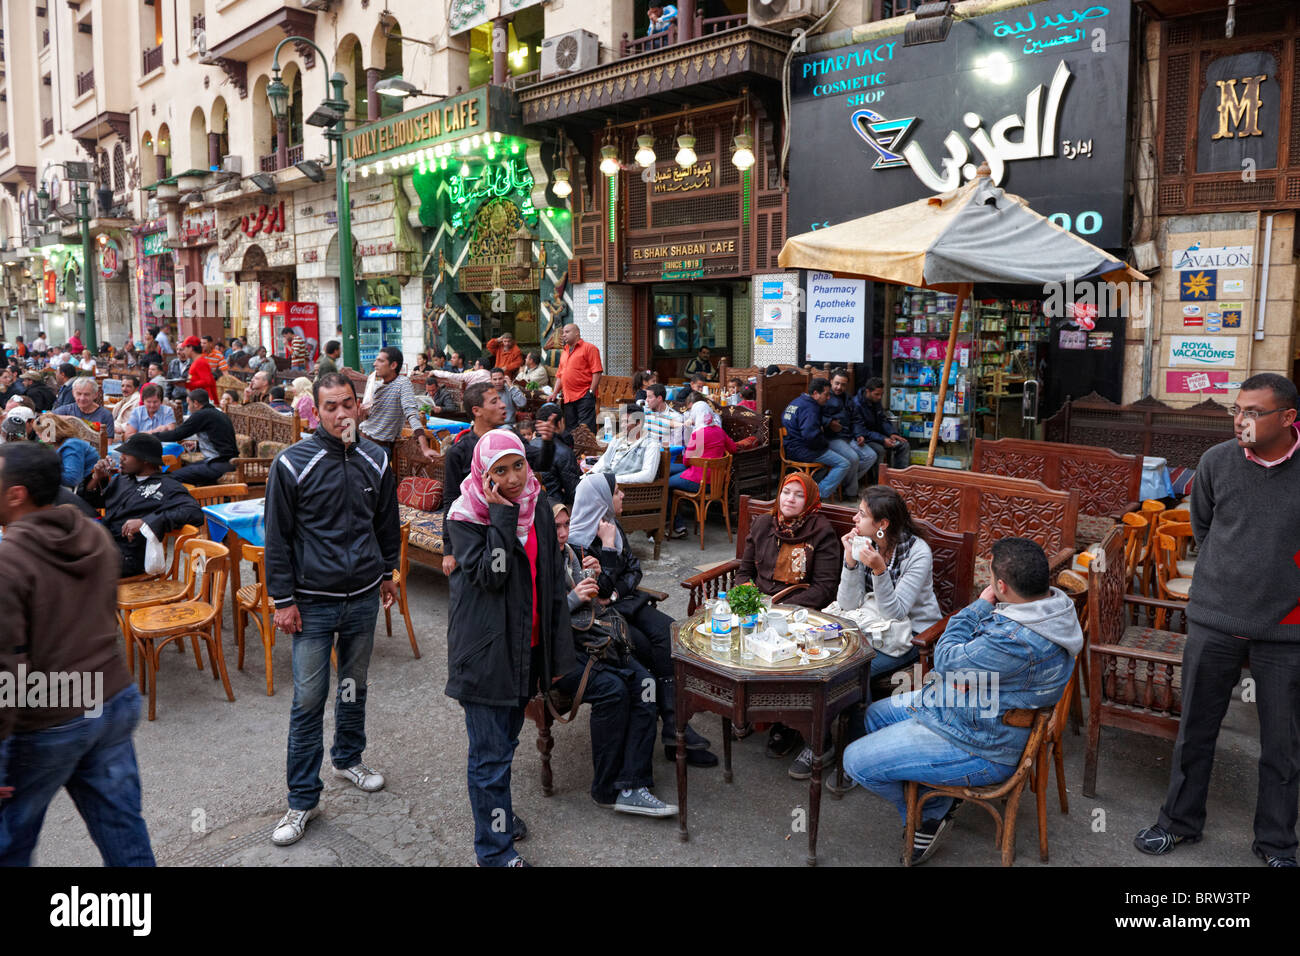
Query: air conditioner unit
222 154 243 175
540 29 600 80
301 0 333 10
748 0 830 28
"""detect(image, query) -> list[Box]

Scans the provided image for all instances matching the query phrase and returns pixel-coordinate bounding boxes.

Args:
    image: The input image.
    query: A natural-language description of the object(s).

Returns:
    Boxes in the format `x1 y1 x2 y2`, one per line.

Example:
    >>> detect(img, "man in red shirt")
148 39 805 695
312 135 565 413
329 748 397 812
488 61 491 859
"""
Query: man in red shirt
555 323 602 432
485 332 524 377
182 336 218 403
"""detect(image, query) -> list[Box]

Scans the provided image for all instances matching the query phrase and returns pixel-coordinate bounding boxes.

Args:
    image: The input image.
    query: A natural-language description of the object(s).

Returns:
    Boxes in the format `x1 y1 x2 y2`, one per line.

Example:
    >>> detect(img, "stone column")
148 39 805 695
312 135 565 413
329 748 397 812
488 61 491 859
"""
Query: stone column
366 68 382 122
276 117 289 170
492 17 510 85
208 132 222 170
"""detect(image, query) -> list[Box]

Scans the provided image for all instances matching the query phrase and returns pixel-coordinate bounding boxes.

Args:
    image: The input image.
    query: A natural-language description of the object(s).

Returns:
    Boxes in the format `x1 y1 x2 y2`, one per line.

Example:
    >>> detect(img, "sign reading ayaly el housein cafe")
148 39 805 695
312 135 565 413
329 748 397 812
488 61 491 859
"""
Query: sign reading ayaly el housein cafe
344 87 521 168
789 0 1131 248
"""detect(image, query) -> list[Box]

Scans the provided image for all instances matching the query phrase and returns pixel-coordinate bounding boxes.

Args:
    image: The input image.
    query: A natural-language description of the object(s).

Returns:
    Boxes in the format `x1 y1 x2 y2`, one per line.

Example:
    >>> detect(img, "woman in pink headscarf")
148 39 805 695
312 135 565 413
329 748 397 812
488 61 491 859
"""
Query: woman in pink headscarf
444 429 576 868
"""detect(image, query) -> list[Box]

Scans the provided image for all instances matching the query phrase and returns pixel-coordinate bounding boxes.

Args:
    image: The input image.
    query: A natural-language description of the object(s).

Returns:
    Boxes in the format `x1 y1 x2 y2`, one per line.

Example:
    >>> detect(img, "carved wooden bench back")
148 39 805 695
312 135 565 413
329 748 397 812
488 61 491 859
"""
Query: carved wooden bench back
973 437 1141 519
1043 392 1234 472
226 402 299 445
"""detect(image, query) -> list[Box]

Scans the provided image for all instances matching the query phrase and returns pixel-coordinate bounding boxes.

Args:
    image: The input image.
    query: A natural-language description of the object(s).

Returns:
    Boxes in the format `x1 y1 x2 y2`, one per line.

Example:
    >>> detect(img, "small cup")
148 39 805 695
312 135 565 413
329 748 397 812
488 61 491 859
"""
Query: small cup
804 627 824 655
767 610 790 637
581 568 599 581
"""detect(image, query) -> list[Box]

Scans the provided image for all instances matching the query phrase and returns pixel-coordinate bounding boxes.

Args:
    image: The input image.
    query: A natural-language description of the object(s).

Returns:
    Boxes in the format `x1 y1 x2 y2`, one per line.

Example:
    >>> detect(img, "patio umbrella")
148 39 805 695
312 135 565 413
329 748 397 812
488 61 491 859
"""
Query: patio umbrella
778 169 1148 463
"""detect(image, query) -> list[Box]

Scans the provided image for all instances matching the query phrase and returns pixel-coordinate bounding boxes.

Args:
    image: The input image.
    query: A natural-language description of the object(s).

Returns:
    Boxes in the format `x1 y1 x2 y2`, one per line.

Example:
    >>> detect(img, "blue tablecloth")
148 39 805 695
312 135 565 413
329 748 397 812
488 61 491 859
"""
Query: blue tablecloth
1140 456 1175 501
203 499 267 549
109 441 185 459
425 416 470 434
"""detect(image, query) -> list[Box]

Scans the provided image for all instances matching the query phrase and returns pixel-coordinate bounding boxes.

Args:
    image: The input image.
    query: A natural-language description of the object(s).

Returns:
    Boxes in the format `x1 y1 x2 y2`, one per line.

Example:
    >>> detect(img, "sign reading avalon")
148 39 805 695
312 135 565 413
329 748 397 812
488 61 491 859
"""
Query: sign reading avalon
789 0 1130 247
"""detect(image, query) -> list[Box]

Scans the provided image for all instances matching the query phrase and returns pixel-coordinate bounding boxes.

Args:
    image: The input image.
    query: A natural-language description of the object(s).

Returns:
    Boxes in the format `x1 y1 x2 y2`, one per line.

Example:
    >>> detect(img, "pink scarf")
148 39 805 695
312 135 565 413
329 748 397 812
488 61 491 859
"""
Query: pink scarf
447 429 542 542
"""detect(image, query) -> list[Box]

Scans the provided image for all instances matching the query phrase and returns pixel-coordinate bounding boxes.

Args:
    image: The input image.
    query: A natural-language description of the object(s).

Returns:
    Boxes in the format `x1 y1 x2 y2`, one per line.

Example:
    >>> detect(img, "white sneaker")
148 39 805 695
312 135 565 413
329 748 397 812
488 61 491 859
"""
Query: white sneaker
335 763 385 792
271 807 319 846
613 787 678 818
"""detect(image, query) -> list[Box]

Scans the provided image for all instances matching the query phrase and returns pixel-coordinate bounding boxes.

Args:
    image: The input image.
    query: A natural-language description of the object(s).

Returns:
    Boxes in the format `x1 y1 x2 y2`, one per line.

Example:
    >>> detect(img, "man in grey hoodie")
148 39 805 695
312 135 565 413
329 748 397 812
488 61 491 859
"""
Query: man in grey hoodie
842 537 1082 865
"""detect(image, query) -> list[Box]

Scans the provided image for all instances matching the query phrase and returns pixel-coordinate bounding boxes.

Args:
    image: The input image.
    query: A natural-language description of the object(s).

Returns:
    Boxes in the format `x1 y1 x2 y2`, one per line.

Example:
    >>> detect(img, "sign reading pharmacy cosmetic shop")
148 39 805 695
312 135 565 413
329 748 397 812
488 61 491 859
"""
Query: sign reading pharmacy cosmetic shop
804 272 866 363
1169 336 1239 367
789 0 1130 247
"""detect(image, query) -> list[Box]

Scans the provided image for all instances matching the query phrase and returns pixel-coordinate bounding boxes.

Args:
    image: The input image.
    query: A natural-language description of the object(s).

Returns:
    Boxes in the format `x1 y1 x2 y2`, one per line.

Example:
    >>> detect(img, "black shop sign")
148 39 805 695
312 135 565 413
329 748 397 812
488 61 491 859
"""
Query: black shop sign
790 0 1132 248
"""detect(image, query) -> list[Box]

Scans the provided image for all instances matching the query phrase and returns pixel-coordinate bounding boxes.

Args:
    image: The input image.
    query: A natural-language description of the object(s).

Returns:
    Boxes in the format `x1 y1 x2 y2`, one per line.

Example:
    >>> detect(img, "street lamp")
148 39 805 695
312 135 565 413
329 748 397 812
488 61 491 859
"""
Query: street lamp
38 161 98 354
268 37 360 369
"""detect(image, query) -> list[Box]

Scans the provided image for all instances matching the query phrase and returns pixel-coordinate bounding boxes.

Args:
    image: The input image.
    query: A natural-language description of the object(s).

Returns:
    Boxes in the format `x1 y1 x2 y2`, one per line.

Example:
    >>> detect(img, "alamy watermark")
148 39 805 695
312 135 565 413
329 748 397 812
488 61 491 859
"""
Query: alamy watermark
891 666 1000 718
0 665 104 718
1041 275 1149 329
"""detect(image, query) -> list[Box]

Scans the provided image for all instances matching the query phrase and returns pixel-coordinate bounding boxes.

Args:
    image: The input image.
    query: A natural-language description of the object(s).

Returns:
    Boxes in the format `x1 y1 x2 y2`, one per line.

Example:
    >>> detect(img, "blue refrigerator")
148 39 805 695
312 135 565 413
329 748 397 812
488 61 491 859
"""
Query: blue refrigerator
356 305 403 368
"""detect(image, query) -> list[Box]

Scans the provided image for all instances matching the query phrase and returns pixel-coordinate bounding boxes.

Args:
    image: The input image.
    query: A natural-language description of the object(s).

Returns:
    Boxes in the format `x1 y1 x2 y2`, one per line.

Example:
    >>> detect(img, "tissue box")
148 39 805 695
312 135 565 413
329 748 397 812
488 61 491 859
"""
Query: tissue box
747 629 799 664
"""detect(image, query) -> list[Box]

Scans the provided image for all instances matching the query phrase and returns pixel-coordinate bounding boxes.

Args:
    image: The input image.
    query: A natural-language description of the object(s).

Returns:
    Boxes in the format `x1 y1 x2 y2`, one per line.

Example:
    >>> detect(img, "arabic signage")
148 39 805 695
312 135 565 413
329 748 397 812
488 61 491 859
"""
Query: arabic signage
99 239 122 280
652 161 714 194
790 0 1130 247
344 88 491 166
1197 52 1278 174
141 232 169 256
180 209 217 247
805 272 866 363
1169 335 1239 367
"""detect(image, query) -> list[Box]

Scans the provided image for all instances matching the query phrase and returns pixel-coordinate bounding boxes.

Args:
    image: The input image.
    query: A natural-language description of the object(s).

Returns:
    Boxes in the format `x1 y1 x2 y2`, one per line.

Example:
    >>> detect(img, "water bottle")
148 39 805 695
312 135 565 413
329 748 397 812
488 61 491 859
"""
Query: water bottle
602 414 614 442
710 592 732 655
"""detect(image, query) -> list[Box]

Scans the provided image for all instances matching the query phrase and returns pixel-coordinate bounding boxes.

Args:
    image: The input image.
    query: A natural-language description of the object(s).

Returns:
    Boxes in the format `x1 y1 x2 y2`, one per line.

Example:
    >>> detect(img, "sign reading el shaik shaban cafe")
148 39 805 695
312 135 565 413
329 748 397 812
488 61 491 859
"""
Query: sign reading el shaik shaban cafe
790 0 1131 248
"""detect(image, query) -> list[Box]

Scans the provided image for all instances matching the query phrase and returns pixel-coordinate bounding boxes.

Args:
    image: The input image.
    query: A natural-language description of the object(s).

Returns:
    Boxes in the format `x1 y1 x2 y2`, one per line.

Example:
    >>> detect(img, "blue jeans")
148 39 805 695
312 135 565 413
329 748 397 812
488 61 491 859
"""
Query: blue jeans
828 438 878 495
462 701 528 866
0 686 155 867
668 473 700 529
843 690 1017 824
870 643 919 678
809 448 851 499
286 590 379 811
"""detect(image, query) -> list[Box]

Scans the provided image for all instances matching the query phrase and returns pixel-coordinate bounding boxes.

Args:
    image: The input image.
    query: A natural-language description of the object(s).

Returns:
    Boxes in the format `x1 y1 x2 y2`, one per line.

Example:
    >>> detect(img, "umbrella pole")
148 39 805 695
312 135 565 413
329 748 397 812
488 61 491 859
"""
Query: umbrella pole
926 284 969 467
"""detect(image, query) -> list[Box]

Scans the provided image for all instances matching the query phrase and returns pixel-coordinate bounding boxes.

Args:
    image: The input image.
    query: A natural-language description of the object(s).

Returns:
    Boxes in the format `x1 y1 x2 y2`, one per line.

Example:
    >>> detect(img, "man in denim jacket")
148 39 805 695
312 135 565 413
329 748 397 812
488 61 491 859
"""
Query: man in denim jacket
842 537 1082 864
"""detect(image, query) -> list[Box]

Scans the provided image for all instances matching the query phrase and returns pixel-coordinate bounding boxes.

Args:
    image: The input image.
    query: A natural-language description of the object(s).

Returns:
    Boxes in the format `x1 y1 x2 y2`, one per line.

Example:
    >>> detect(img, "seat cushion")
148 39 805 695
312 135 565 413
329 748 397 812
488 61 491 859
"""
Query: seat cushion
235 433 256 459
397 476 443 512
1166 577 1192 598
1075 513 1117 548
1176 558 1197 577
257 440 289 459
1104 625 1186 714
398 503 444 555
734 435 760 449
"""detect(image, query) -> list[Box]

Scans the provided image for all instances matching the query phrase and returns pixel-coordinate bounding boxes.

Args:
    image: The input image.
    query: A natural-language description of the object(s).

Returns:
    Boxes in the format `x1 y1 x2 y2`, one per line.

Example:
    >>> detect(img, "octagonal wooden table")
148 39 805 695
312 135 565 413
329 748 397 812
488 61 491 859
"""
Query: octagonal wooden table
673 607 874 865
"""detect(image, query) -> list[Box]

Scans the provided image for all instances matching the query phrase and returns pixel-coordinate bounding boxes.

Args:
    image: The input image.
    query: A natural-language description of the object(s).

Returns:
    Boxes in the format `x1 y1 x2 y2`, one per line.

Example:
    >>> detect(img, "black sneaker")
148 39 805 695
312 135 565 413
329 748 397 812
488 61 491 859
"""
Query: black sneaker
1134 823 1202 855
907 815 953 865
1253 845 1298 867
766 725 804 759
513 813 528 843
788 743 835 780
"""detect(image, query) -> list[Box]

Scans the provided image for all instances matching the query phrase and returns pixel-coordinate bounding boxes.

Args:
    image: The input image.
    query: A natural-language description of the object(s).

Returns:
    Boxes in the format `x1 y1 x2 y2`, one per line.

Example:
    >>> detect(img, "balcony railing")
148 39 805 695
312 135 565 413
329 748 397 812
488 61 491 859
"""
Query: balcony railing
698 12 747 36
142 44 163 75
620 22 677 58
0 132 9 152
76 69 94 97
41 117 54 139
262 145 305 172
259 153 277 173
619 12 750 59
192 13 205 34
287 144 303 166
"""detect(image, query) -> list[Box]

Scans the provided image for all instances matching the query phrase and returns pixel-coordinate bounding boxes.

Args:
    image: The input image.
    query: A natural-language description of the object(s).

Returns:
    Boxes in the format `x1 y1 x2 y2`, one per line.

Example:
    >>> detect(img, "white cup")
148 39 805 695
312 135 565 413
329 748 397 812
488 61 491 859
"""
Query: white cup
767 611 790 636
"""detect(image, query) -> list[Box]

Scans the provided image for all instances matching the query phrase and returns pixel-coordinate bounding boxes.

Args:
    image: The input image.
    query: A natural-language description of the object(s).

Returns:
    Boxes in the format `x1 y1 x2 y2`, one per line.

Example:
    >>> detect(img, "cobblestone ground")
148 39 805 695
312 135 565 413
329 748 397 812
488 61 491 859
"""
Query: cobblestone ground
28 523 1262 868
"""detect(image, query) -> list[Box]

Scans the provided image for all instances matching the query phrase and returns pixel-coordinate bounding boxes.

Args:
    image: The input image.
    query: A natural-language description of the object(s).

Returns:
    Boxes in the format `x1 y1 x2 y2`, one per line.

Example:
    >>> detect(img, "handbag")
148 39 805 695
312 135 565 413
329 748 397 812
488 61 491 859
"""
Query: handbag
545 590 634 724
824 595 914 658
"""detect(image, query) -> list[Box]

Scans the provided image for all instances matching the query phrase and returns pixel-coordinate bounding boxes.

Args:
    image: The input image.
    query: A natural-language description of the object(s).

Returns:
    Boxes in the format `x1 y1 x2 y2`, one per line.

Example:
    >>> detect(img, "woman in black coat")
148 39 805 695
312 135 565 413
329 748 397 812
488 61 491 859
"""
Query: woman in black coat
445 430 575 867
568 472 717 767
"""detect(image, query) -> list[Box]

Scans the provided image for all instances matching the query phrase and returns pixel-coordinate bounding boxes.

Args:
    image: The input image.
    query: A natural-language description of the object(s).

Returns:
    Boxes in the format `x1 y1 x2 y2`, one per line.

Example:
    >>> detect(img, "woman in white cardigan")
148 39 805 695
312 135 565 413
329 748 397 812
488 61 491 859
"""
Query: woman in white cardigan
827 486 942 677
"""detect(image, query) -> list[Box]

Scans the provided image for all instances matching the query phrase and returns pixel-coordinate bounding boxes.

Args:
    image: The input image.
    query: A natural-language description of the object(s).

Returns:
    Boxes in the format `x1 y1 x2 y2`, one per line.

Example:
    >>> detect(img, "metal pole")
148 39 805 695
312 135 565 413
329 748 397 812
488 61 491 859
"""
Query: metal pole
78 183 98 354
332 71 359 371
926 283 968 466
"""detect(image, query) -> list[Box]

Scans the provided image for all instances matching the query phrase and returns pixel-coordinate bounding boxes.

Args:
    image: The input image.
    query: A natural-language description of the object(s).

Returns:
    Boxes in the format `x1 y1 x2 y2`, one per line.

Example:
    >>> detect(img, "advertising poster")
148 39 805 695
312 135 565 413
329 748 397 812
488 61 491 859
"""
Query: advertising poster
804 272 866 363
1169 335 1238 367
1166 370 1230 394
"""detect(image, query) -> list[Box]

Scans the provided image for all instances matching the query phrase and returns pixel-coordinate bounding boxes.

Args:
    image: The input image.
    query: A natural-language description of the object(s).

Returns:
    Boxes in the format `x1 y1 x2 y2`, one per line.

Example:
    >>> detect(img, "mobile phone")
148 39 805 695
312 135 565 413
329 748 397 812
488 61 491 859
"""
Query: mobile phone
486 476 496 491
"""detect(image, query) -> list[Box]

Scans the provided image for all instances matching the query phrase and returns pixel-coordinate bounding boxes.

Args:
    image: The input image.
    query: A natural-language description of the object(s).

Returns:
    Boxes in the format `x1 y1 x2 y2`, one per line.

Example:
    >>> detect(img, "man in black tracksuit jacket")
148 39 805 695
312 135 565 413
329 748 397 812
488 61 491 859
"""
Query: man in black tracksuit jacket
76 433 203 576
262 373 401 847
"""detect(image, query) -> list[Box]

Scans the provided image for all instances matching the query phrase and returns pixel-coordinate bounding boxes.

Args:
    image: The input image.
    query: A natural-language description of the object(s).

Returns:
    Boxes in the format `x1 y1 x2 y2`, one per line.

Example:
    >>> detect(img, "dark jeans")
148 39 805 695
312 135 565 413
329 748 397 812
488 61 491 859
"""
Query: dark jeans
170 459 233 486
0 686 155 867
286 591 379 811
563 394 597 433
461 645 541 867
555 658 657 804
868 439 912 471
668 472 699 529
625 604 674 680
1158 623 1300 858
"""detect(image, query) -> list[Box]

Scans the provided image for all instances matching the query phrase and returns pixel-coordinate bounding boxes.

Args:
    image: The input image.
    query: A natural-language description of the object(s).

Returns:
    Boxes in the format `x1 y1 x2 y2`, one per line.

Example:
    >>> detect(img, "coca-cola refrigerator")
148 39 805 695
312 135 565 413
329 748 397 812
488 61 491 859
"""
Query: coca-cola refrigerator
259 302 320 361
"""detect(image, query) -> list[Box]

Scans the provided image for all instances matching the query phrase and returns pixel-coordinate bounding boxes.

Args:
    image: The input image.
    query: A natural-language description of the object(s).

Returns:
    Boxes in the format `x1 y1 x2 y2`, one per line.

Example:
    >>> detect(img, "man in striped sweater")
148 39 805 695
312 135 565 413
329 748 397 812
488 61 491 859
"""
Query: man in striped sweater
359 346 438 462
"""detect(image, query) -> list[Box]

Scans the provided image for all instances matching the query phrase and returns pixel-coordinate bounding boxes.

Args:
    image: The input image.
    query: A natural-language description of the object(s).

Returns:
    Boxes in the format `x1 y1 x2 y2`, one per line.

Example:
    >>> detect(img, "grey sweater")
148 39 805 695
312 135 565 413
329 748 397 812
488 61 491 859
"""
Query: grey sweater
837 536 944 637
1187 431 1300 641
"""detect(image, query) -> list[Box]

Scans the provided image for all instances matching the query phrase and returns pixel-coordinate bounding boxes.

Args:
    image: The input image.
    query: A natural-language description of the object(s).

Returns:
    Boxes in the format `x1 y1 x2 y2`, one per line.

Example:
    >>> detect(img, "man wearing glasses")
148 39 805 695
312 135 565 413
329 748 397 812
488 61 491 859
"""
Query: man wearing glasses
1135 373 1300 867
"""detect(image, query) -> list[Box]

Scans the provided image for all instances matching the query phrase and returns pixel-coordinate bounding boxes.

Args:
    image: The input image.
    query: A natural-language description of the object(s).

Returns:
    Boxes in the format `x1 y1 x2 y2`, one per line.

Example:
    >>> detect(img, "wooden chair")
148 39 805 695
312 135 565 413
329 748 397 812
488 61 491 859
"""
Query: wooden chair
128 539 235 720
189 483 251 505
1152 525 1194 614
1031 665 1079 862
903 707 1053 867
1083 525 1190 797
672 454 733 550
617 448 671 561
1136 499 1166 596
383 522 421 659
234 544 277 696
777 426 825 489
116 524 201 673
1120 512 1148 594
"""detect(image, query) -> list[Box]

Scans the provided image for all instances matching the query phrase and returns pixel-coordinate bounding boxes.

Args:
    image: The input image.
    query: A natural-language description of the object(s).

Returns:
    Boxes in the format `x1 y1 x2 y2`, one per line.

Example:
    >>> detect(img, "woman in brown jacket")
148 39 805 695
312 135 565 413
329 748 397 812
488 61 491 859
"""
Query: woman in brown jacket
736 472 840 610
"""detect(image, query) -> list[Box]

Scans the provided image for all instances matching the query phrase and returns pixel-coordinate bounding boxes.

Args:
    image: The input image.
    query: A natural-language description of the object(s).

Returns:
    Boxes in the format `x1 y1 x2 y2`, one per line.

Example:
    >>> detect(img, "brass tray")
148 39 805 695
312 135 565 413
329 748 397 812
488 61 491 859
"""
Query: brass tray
675 607 864 672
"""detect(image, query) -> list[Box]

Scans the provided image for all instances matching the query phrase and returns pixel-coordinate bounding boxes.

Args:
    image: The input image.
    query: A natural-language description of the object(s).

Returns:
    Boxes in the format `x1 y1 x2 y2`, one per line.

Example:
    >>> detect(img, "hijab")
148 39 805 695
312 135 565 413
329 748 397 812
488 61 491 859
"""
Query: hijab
772 472 821 538
569 471 621 551
447 429 542 543
689 399 720 430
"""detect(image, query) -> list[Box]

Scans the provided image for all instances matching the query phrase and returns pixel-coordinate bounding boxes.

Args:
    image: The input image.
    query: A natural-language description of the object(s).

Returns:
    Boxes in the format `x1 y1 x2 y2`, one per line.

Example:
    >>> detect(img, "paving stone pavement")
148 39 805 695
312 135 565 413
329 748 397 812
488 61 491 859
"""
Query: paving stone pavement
23 521 1268 868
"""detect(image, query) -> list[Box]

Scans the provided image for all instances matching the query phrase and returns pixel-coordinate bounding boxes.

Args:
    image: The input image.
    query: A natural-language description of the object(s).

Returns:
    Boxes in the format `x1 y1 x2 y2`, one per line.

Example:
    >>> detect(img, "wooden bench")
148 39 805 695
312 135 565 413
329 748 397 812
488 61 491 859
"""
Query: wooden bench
973 437 1141 547
596 374 634 408
566 430 671 561
223 403 302 492
392 435 449 573
880 464 1078 588
1043 392 1234 473
719 405 772 521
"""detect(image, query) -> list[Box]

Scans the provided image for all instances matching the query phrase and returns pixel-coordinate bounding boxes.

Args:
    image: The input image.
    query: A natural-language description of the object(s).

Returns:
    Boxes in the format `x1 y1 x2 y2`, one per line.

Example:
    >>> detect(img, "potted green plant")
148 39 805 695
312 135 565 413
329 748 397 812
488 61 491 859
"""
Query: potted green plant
727 583 764 631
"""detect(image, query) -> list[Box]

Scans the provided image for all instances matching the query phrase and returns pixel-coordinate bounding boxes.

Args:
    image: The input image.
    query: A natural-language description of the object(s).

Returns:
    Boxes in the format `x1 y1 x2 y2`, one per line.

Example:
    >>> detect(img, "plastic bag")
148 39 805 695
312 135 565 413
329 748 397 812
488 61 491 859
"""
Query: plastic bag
142 525 166 576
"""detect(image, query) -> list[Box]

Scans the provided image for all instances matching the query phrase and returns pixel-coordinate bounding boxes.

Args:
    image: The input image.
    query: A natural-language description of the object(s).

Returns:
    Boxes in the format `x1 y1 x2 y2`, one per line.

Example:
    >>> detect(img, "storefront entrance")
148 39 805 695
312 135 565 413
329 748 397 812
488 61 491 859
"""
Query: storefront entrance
648 282 744 381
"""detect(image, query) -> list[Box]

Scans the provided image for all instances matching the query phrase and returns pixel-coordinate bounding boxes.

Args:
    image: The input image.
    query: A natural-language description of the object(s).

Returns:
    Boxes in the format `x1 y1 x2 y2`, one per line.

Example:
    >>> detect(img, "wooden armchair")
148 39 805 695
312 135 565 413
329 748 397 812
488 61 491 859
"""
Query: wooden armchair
1083 525 1192 797
777 426 825 489
618 448 671 560
719 406 771 520
223 403 302 492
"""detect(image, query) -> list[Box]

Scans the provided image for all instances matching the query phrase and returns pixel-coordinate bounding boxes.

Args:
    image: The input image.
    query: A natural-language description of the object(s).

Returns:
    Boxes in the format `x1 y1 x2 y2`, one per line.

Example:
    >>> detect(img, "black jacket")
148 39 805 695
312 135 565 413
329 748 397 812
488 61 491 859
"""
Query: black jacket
530 434 581 507
155 405 239 463
264 430 401 608
851 387 900 444
77 472 203 577
822 388 855 439
441 428 555 556
577 521 651 619
444 501 576 706
24 383 56 412
55 382 75 408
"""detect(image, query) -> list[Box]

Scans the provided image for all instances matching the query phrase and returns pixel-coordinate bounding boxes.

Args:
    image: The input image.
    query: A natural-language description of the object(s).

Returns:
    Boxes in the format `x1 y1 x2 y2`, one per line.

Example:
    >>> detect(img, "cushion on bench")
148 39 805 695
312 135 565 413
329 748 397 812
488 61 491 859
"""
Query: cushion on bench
257 440 289 458
398 503 444 555
1103 626 1185 714
235 433 256 459
397 476 443 512
1075 513 1117 548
